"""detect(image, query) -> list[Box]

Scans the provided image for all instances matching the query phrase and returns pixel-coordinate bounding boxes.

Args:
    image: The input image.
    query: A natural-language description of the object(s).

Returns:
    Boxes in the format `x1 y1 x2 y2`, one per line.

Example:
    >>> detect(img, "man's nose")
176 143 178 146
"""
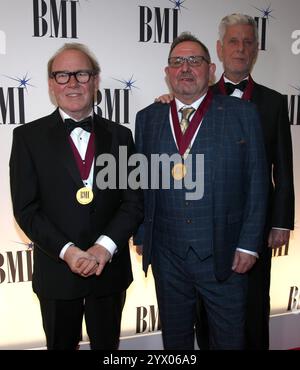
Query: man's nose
68 74 79 86
181 60 191 71
237 41 245 52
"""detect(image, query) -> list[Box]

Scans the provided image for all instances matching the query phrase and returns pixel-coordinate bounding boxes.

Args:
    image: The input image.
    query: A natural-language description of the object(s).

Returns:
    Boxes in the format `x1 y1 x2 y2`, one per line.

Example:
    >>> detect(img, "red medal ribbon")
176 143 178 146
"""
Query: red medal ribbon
69 133 95 180
171 89 213 157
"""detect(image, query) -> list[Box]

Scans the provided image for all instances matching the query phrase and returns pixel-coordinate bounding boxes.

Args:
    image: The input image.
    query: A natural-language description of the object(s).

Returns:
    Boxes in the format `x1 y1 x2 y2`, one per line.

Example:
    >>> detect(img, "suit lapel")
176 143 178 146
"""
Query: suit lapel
250 82 263 108
147 104 170 213
153 104 173 153
48 110 83 188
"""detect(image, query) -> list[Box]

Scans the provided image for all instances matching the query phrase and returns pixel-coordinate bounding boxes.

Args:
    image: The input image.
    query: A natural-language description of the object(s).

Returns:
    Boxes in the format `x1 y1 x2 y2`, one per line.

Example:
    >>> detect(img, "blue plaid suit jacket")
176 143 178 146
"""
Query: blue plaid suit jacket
134 94 268 281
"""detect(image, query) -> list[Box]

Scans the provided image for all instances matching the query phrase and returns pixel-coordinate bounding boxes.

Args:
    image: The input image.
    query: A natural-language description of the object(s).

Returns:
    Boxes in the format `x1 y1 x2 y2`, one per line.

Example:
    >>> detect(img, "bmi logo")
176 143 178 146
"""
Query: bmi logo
139 3 180 43
33 0 79 38
272 242 289 257
0 247 33 284
0 74 33 124
284 86 300 126
254 17 268 51
95 77 138 125
253 5 276 51
136 305 161 333
0 87 26 124
287 286 300 312
95 88 130 124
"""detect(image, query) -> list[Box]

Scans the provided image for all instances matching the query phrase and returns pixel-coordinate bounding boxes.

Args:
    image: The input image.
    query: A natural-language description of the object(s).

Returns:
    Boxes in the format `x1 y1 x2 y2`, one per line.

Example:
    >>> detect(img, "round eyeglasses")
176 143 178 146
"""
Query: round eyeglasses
50 70 96 84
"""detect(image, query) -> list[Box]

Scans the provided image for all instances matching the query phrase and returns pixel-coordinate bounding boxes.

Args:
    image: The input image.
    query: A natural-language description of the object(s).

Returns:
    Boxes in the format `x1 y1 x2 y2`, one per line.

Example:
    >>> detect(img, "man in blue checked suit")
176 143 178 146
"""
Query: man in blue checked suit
133 32 268 350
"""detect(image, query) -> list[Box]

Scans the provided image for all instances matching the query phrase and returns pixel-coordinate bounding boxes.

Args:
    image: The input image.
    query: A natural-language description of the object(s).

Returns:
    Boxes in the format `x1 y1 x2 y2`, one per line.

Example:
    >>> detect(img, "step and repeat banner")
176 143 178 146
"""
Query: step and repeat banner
0 0 299 349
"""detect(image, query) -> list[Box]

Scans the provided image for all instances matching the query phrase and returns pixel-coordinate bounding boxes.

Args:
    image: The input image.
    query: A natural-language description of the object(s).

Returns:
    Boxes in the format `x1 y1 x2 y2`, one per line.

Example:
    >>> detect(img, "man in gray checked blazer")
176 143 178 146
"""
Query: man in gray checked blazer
133 32 268 349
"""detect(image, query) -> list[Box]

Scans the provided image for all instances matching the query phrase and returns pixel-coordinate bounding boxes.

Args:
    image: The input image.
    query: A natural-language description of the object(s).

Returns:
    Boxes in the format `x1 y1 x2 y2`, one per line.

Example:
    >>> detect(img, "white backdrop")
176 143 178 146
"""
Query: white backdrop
0 0 299 349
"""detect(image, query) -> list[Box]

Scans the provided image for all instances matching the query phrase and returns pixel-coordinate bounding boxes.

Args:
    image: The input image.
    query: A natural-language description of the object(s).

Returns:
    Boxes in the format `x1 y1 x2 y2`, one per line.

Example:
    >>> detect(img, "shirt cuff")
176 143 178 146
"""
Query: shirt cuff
272 227 290 231
236 248 258 258
95 235 118 256
59 242 74 260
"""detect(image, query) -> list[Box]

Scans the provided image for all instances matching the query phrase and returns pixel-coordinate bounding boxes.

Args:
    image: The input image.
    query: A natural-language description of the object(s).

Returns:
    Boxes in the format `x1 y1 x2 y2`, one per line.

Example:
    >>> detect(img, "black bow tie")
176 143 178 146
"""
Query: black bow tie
225 80 248 95
65 117 92 134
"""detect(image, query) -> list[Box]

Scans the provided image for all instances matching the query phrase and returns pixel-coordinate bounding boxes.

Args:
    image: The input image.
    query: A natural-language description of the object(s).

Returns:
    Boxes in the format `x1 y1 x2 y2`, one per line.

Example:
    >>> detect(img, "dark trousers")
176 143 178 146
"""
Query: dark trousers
151 243 247 350
195 246 272 350
245 246 272 349
39 291 126 350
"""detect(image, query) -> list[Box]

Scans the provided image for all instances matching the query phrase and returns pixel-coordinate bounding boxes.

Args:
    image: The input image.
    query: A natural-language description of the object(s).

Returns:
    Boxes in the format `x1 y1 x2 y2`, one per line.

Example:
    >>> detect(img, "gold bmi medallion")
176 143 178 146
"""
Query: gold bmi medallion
172 163 187 180
76 187 93 205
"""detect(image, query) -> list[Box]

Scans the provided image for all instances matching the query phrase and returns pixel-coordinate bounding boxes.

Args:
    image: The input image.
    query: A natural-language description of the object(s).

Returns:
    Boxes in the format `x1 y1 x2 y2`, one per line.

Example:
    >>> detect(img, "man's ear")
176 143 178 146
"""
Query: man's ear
48 77 53 91
48 79 57 105
216 40 223 62
94 74 100 90
208 62 216 84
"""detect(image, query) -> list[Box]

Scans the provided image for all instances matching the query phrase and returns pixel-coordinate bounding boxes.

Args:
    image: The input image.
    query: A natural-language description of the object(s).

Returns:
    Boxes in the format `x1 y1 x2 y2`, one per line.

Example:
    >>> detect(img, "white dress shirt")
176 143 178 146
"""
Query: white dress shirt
58 109 117 260
169 94 205 149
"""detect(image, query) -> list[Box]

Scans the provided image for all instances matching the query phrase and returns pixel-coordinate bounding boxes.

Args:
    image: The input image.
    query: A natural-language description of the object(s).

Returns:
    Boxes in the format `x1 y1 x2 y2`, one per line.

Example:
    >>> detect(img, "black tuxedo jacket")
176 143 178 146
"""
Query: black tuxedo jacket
10 109 143 299
212 80 294 231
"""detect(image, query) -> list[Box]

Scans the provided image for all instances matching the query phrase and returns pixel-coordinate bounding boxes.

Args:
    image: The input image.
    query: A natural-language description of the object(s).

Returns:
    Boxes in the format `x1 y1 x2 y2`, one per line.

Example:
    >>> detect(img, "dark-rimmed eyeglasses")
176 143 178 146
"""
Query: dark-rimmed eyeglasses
168 55 209 68
50 70 96 84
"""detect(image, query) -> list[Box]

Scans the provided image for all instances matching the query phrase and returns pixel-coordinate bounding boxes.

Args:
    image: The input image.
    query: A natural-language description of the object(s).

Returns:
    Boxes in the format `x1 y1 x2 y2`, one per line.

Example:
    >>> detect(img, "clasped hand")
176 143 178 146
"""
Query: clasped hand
64 244 112 277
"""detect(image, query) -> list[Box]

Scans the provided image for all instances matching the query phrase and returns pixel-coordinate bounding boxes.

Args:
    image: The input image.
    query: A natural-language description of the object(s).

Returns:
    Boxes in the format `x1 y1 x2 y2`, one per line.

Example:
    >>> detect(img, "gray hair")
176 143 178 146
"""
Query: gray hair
169 31 211 63
218 13 259 44
47 42 100 77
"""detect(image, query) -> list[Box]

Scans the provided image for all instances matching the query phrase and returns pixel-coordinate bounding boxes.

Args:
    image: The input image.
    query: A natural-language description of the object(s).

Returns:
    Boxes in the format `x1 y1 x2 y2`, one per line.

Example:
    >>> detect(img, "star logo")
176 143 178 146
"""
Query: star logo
169 0 187 11
253 3 275 21
113 75 139 92
4 73 34 92
13 241 34 249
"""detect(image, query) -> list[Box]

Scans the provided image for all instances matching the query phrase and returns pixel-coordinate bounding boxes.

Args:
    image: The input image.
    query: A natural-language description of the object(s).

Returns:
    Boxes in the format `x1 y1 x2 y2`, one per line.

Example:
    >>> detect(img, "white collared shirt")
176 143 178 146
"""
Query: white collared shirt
169 94 206 150
60 109 94 188
58 109 117 260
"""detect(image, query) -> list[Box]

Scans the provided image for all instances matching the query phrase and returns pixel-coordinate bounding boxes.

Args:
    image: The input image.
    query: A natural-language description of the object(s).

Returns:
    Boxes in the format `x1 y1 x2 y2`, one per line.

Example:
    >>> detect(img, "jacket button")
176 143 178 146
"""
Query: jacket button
186 219 192 224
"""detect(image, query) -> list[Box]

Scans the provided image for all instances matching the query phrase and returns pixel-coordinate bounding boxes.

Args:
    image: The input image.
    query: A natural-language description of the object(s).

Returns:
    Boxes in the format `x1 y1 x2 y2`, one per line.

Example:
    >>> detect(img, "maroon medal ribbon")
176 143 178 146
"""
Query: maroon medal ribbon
69 133 95 180
171 89 213 157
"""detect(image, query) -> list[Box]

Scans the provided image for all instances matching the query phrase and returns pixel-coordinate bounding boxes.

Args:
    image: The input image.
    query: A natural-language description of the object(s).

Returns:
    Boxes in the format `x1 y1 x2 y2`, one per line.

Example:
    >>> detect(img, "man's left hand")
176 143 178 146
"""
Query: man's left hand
232 250 257 273
87 244 112 276
268 229 290 249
